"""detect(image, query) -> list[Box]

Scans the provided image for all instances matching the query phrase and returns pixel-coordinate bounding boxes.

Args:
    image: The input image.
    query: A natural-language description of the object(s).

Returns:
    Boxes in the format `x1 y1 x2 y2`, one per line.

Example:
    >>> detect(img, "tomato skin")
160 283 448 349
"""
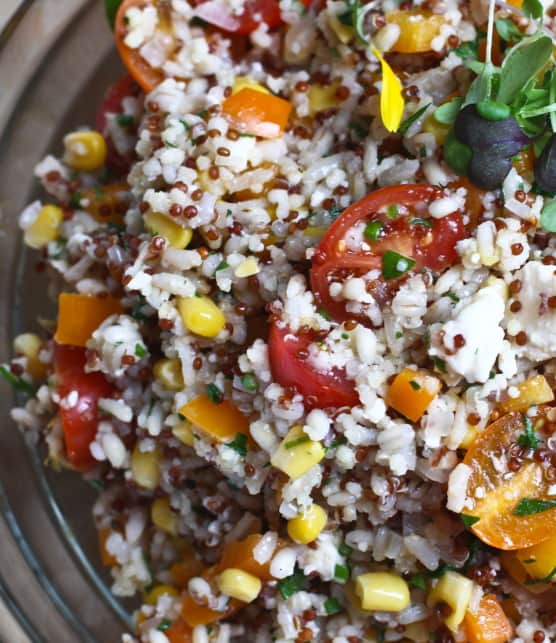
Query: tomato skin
96 75 143 175
310 184 466 324
54 345 113 470
268 323 359 410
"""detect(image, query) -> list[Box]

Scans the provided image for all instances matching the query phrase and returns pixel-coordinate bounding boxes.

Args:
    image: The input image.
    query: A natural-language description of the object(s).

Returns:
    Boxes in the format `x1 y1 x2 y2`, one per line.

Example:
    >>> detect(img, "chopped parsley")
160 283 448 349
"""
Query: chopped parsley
341 332 349 340
398 104 431 136
446 291 460 302
216 260 229 271
225 433 248 457
0 365 35 395
514 498 556 516
395 331 404 339
518 413 538 450
134 343 147 358
241 373 257 391
409 573 426 590
285 435 311 449
334 564 350 583
409 217 433 228
324 597 342 615
318 308 332 321
409 380 421 391
277 569 307 599
68 191 82 210
382 250 415 280
364 220 383 241
338 542 352 558
116 113 134 127
157 619 171 632
461 514 480 529
432 357 447 373
131 295 147 321
206 383 223 404
524 565 556 585
326 436 347 452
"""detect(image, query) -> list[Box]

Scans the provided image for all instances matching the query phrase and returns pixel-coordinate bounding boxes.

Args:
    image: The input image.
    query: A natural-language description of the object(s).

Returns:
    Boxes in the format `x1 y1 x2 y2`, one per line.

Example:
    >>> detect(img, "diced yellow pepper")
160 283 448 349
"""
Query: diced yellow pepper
217 568 262 603
131 444 160 490
308 82 341 116
232 77 270 95
144 211 193 249
287 504 328 544
499 375 554 414
151 497 178 535
386 10 445 54
355 572 410 612
144 584 179 606
427 571 473 632
424 113 450 145
270 425 325 480
153 358 184 391
63 130 107 172
177 296 226 338
516 533 556 580
13 333 47 380
24 205 64 249
172 420 195 447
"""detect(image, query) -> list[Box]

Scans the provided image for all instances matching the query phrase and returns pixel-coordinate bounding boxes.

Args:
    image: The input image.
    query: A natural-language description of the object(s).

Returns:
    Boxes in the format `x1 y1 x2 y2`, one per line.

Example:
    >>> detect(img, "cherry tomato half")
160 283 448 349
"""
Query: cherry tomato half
55 344 113 470
96 75 143 175
310 184 465 325
268 323 359 410
463 409 556 550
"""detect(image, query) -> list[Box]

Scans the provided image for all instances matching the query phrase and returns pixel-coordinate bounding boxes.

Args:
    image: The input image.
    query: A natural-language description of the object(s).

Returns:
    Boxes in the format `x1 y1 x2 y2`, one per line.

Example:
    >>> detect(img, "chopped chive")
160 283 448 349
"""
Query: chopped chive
285 436 310 449
206 383 223 404
524 565 556 585
364 220 383 241
518 413 538 450
134 343 147 358
334 564 350 583
409 380 421 391
0 365 35 395
341 332 350 340
409 217 433 228
382 250 415 280
386 204 399 219
225 433 248 457
216 260 229 271
68 191 82 210
432 357 447 373
277 569 307 599
158 619 171 631
409 573 426 590
338 542 352 558
324 597 342 615
398 104 431 136
318 308 331 321
395 331 404 339
241 373 257 391
446 291 460 302
116 113 134 127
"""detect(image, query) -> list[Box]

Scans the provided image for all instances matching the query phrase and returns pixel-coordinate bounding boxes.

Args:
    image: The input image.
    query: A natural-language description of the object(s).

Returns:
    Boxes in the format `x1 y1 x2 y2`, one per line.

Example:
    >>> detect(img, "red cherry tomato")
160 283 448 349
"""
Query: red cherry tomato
310 184 465 324
268 323 359 410
55 345 113 470
96 75 143 175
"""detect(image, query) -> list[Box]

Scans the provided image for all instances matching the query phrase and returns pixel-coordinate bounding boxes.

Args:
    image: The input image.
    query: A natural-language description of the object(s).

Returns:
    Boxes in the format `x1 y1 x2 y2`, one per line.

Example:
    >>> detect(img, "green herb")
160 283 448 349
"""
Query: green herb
524 566 556 585
395 331 404 339
68 191 82 210
241 373 257 391
522 558 537 563
540 199 556 232
116 113 134 127
216 260 229 271
349 120 369 140
134 343 147 358
495 18 523 42
461 514 480 529
324 597 342 615
178 413 186 421
409 380 421 391
326 436 347 452
364 220 383 241
518 413 538 449
341 332 349 340
328 205 344 219
522 0 543 19
454 40 479 60
318 308 332 321
164 140 178 148
399 104 431 135
446 291 460 302
285 436 311 449
206 626 214 634
0 365 35 395
107 221 125 233
225 433 248 457
434 98 464 125
386 204 399 219
338 0 369 44
49 237 67 259
376 626 386 643
382 250 415 280
409 573 427 590
334 564 350 583
514 498 556 516
88 479 105 492
158 620 171 632
433 357 447 373
104 0 123 29
197 110 208 119
423 330 431 348
338 542 352 558
277 569 307 599
206 383 223 404
409 217 433 228
180 119 191 131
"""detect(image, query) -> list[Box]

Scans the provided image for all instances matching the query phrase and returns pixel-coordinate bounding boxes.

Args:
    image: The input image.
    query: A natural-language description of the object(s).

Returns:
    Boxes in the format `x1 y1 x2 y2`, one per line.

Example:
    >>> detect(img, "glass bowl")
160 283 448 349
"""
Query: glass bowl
0 2 135 640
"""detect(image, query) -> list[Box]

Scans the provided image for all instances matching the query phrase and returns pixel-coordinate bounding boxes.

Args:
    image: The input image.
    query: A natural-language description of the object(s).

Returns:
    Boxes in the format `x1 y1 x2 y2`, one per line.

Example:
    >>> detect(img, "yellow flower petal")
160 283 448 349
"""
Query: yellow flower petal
374 48 405 133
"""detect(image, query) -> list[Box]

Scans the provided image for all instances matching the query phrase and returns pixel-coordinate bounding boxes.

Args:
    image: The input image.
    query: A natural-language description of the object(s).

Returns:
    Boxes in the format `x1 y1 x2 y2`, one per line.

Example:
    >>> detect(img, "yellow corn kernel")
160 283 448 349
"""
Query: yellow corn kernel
328 14 354 43
423 114 449 145
151 497 178 535
234 257 260 278
499 375 554 414
144 584 179 606
308 82 341 116
144 211 193 249
63 130 107 172
355 572 410 612
13 333 47 380
232 76 269 95
131 444 160 490
172 420 195 447
217 568 262 603
516 533 556 580
153 358 184 391
459 424 479 449
427 571 473 632
287 504 328 544
24 205 64 249
270 425 325 480
177 296 226 338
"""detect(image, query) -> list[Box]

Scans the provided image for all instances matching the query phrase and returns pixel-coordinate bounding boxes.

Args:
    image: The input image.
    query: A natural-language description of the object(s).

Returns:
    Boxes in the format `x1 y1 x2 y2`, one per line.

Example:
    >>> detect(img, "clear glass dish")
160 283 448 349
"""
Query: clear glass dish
0 2 135 640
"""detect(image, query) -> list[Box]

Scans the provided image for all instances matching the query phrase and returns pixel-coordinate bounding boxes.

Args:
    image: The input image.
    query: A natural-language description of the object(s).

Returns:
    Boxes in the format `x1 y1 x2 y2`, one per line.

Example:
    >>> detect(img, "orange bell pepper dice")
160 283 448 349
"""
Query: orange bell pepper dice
385 367 441 422
464 594 513 643
222 88 292 138
55 293 123 347
179 395 250 442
